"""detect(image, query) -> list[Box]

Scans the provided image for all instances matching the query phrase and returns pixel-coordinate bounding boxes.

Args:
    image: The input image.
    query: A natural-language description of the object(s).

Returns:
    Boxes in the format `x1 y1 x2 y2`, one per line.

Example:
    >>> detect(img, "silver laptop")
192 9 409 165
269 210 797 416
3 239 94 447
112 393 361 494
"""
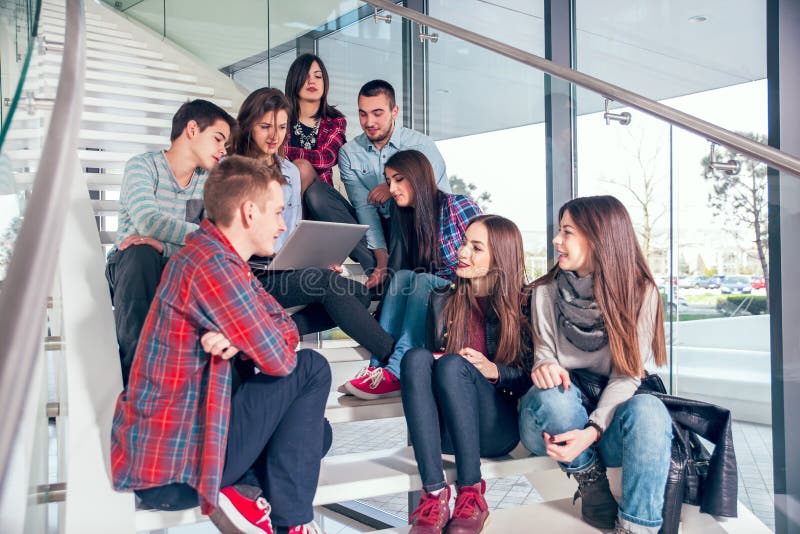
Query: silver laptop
250 220 368 271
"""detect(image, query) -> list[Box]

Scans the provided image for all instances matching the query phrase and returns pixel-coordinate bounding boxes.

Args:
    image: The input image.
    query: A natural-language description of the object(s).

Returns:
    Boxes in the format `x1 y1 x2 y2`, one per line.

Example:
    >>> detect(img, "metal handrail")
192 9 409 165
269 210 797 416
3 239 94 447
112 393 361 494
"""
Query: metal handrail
0 0 85 493
366 0 800 178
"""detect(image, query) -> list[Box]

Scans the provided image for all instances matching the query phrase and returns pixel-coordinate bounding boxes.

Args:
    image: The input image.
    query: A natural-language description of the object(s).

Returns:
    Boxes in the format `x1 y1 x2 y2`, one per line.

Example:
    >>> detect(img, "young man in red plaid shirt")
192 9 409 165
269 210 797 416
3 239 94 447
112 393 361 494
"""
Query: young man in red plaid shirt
111 156 331 534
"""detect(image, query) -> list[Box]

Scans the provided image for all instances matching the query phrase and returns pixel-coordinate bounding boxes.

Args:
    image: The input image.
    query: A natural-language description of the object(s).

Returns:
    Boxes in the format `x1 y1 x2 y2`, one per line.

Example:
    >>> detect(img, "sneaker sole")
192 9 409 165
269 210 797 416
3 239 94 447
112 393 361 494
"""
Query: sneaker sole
343 381 401 400
210 492 271 534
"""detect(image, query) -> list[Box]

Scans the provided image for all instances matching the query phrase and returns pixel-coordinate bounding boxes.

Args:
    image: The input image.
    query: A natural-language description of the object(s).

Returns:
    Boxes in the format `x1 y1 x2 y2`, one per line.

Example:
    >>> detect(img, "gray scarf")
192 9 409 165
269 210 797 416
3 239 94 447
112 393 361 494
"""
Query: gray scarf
555 270 608 352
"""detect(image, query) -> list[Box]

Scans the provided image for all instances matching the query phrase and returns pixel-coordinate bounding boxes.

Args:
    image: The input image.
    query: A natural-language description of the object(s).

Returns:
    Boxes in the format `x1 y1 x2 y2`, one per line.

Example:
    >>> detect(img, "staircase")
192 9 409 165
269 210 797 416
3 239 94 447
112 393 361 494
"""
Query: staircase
4 1 773 533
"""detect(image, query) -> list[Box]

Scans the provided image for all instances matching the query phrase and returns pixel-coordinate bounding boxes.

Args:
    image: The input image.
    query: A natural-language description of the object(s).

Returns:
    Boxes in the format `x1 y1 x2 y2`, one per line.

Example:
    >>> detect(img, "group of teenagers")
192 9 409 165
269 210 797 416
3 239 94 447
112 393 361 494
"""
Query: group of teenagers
107 54 674 534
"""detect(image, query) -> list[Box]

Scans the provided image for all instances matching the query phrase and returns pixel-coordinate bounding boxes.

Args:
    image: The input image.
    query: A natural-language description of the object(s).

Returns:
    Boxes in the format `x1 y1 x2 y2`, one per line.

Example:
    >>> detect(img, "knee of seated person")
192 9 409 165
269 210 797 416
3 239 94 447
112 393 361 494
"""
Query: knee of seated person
122 242 163 263
296 348 332 384
618 394 672 436
433 353 472 382
400 348 434 377
519 384 579 418
388 269 415 289
294 158 317 187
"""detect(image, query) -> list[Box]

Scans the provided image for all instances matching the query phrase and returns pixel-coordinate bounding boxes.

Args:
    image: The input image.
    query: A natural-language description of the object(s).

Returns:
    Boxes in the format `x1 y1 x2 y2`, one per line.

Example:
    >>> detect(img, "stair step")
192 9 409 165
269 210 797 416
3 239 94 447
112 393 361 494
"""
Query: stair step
6 149 134 167
41 79 233 108
41 7 102 22
301 342 371 363
77 49 180 71
133 445 557 532
82 97 196 116
14 172 124 189
325 392 403 423
377 499 770 533
40 65 214 96
82 39 164 60
378 498 595 533
42 50 182 75
81 111 171 129
40 13 120 31
40 23 147 48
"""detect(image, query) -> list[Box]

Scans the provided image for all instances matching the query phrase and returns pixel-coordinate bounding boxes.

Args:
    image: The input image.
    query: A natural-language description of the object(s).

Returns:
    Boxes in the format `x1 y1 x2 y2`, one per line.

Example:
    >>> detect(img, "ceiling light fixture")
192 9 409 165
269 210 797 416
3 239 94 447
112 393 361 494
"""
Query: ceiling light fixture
688 15 708 23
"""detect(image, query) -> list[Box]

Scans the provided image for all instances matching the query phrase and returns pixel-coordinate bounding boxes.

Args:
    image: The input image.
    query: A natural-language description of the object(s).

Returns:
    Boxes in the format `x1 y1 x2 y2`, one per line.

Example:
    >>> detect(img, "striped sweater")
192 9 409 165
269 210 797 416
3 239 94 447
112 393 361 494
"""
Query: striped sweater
112 150 207 257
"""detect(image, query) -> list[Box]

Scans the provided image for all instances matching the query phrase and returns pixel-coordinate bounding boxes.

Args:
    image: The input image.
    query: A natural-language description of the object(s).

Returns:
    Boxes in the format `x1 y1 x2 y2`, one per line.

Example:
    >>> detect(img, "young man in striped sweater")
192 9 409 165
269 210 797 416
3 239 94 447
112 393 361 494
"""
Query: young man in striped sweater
105 99 236 385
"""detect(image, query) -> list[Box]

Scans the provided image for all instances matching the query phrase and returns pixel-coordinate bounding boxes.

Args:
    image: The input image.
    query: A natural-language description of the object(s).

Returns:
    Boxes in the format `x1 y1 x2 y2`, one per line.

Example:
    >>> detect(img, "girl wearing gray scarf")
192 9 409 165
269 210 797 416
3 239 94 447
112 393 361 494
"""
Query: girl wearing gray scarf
518 195 671 534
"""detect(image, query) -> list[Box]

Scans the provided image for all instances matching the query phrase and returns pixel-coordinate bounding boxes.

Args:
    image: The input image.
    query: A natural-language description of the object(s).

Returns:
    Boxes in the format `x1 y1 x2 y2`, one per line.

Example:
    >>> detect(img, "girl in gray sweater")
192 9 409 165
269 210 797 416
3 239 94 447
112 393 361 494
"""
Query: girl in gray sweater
518 195 672 534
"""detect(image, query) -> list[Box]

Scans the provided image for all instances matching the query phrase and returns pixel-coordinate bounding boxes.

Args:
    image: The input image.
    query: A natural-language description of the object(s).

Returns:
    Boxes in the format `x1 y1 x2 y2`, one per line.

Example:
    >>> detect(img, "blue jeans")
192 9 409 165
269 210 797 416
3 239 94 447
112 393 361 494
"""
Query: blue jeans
370 270 449 378
519 385 672 531
401 350 520 492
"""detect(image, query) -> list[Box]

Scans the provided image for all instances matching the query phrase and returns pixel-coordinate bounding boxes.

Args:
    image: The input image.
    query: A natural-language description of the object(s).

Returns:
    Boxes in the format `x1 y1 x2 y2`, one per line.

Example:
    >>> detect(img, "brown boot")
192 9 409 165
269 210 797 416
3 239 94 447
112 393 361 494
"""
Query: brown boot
571 461 618 530
409 486 451 534
446 480 489 534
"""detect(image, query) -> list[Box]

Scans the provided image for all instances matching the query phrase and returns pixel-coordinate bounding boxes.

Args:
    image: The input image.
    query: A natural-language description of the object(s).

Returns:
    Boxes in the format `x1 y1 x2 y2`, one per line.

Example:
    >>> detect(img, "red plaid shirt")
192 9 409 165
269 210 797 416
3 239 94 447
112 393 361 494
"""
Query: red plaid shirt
286 115 347 184
110 220 299 514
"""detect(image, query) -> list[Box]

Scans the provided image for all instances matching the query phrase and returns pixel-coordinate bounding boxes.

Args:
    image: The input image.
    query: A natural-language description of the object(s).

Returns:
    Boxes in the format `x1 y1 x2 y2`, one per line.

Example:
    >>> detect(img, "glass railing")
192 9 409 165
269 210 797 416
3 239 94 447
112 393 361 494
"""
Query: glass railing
0 0 41 285
0 0 85 530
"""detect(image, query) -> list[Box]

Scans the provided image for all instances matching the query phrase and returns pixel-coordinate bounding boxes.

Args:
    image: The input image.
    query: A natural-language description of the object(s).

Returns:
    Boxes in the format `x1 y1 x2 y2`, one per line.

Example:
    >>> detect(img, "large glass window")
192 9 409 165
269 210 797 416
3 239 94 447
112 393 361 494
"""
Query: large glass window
575 1 771 527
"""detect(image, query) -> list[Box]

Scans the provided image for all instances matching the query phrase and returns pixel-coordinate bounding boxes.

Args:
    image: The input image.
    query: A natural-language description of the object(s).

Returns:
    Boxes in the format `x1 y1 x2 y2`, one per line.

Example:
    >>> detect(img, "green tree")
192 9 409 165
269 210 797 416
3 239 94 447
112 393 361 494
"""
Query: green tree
448 175 492 212
701 132 769 300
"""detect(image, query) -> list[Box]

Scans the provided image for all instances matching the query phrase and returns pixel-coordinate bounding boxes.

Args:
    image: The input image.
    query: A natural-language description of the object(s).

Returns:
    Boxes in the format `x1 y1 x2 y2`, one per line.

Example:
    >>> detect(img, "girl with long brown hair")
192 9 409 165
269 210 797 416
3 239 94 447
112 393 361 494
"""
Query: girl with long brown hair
518 195 672 534
401 215 533 534
339 149 482 400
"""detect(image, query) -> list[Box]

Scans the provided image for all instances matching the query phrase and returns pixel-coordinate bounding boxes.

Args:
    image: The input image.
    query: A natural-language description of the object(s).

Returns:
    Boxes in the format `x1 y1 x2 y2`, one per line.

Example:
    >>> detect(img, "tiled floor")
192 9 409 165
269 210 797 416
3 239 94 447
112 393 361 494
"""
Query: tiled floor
329 417 775 531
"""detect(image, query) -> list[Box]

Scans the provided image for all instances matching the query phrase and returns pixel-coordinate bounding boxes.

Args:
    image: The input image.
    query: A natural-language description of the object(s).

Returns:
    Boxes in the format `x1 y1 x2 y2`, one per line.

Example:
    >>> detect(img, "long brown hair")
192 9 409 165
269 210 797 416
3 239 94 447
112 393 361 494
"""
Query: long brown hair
385 150 444 273
233 87 291 162
284 53 343 124
443 215 531 366
533 195 666 376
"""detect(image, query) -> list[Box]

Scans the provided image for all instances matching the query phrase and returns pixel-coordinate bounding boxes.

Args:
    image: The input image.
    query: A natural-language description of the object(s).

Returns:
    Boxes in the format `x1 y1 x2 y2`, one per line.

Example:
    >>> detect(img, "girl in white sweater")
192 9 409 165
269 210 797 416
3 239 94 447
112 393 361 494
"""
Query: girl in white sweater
518 195 672 534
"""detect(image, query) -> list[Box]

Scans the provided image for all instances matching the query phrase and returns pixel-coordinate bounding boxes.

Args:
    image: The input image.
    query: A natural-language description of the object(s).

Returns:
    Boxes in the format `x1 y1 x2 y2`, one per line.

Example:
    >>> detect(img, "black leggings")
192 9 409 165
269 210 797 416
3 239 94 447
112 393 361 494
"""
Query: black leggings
256 267 394 358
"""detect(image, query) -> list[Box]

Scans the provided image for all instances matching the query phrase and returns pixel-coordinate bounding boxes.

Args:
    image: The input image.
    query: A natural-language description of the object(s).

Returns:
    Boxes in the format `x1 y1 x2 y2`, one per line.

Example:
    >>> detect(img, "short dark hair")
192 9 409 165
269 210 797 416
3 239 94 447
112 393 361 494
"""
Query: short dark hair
170 99 236 141
203 155 286 227
358 79 396 109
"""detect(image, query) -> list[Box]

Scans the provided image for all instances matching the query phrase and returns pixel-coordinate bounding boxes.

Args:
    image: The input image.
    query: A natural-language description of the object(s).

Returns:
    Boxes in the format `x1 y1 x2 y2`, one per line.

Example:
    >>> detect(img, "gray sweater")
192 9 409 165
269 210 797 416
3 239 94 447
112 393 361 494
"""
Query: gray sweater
531 279 659 430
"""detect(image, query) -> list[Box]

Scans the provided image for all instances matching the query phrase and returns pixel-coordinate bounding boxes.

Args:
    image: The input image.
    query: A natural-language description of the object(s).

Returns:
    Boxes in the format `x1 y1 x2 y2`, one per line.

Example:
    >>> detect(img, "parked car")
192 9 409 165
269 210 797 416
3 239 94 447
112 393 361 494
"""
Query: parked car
679 275 709 289
699 275 725 289
720 275 752 294
751 275 766 289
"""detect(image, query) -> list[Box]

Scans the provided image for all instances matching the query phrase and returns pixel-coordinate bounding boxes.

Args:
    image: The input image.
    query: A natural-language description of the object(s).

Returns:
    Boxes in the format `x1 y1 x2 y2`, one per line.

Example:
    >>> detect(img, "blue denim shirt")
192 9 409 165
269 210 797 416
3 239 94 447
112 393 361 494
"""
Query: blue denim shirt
338 126 451 250
275 158 301 253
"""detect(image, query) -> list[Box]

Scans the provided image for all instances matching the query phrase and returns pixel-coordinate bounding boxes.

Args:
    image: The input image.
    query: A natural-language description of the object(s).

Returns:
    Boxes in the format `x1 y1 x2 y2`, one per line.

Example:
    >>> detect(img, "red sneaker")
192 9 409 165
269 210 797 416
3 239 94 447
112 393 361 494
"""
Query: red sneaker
287 521 323 534
343 367 401 400
448 480 489 534
337 366 375 394
210 485 273 534
409 486 451 534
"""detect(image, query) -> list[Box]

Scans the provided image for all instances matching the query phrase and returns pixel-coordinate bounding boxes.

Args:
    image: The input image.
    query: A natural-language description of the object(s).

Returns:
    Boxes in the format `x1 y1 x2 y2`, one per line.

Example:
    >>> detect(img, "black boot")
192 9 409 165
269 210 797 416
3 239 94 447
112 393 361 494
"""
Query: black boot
570 460 618 530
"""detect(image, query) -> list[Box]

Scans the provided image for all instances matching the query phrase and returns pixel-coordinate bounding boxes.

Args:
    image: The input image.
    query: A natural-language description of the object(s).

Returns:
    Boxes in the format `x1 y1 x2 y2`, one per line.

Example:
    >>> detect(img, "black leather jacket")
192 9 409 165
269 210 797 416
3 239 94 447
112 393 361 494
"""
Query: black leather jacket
426 284 533 399
569 370 738 534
